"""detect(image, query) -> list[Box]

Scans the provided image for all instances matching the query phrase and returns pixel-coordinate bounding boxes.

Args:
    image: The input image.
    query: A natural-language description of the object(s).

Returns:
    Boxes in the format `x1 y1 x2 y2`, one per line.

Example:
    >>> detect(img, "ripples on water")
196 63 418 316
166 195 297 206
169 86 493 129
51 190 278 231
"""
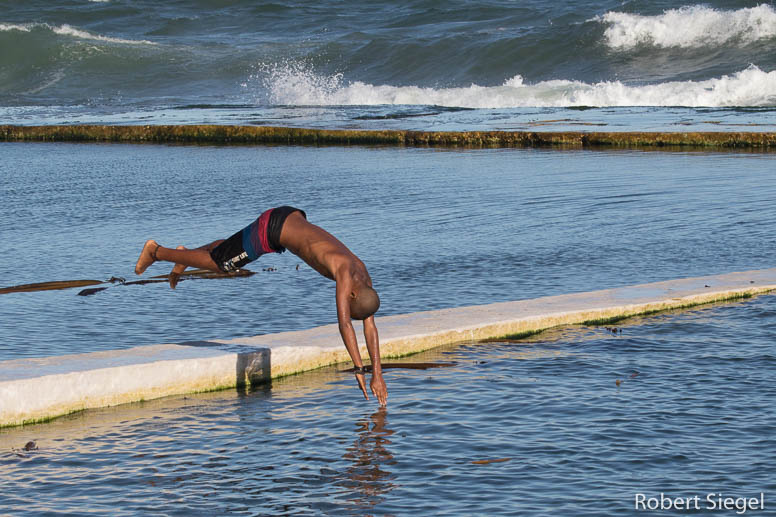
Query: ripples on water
1 296 774 515
1 142 774 513
1 144 775 359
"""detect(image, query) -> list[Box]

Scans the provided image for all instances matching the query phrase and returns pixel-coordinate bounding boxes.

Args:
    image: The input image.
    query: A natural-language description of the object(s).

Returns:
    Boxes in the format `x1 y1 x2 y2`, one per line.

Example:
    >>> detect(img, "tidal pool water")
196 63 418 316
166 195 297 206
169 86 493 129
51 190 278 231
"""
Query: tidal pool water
1 296 774 516
1 142 775 515
0 143 774 360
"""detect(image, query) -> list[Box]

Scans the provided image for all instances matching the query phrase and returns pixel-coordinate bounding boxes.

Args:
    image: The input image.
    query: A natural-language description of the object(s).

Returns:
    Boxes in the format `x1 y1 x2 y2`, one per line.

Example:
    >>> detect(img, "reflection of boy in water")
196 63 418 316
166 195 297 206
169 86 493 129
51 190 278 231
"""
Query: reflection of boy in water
341 407 396 507
134 206 387 406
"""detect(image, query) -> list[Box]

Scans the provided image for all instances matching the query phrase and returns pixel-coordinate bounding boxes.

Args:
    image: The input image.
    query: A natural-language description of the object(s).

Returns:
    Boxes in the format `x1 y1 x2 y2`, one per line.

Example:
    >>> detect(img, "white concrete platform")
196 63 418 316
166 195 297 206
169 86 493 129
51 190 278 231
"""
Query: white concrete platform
2 269 775 427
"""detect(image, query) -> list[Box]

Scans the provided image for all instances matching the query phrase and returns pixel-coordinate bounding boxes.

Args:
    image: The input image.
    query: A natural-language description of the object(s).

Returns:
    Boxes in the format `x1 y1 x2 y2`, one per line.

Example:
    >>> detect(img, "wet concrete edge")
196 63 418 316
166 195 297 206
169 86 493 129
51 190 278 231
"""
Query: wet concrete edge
1 268 775 427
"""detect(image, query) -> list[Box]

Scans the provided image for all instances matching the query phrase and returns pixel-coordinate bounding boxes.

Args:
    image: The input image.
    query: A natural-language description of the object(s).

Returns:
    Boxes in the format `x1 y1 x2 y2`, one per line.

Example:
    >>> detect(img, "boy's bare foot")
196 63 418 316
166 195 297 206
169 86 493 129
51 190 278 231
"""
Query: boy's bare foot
135 240 159 275
169 246 187 289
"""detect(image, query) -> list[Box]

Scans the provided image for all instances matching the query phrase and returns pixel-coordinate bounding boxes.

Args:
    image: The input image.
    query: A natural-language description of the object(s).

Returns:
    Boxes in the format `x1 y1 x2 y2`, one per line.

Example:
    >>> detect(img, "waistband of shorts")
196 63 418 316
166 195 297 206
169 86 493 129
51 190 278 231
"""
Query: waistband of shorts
267 206 306 252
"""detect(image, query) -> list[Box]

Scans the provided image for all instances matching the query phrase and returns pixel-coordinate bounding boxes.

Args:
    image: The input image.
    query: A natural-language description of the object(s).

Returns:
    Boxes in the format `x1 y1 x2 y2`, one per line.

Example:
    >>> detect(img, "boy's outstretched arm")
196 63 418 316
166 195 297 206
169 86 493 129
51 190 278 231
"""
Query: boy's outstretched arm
336 278 370 401
363 314 387 406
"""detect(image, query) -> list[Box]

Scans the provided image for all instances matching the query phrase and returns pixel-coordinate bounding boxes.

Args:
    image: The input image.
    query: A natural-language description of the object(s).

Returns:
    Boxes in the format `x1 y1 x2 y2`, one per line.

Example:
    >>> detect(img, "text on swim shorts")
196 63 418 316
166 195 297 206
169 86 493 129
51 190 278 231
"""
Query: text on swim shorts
224 251 248 272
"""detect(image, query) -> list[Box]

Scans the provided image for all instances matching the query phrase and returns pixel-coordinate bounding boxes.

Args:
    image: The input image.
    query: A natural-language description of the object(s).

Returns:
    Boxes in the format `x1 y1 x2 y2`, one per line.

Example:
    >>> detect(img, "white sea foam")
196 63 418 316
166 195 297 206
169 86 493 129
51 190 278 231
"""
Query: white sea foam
0 22 154 45
596 4 776 49
254 61 345 105
259 64 776 108
0 23 32 32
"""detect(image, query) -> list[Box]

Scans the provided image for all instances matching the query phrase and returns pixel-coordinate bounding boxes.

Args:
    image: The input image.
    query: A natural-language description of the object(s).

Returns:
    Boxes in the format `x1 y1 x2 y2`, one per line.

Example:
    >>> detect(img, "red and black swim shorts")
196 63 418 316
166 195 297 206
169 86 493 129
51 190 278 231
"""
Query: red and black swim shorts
210 206 306 272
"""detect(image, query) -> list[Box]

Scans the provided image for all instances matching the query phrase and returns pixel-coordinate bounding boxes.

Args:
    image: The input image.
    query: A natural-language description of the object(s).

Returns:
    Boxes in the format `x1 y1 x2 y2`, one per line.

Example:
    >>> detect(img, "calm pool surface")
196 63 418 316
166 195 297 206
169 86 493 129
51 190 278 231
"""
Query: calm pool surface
1 296 774 516
0 143 774 359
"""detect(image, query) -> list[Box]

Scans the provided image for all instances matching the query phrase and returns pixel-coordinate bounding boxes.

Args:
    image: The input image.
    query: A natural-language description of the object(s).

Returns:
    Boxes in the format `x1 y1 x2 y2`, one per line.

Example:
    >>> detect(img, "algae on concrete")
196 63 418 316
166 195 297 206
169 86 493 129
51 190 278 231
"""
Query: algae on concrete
2 125 775 150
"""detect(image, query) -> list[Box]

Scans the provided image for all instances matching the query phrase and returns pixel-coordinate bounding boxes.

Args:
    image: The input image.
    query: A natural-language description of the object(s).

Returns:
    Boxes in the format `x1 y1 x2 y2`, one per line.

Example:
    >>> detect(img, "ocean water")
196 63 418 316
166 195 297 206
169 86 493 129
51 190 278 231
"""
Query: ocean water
1 296 775 516
1 0 776 130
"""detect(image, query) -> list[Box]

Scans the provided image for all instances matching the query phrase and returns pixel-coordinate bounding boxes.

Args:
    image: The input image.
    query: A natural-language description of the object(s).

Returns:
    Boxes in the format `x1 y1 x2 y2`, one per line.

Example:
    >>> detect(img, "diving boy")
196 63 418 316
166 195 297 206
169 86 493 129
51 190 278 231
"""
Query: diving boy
134 206 387 406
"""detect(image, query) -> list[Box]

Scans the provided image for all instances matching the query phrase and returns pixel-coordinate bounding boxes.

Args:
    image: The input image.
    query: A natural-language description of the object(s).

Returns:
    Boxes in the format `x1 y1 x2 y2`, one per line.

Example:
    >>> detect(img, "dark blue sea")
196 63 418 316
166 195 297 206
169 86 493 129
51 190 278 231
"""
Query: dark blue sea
1 2 776 515
1 0 776 130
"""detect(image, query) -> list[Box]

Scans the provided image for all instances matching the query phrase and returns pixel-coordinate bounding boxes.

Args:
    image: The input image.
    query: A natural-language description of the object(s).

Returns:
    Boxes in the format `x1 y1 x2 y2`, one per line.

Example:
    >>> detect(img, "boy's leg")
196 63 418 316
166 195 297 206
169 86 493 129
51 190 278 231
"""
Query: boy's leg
136 212 265 277
135 239 223 275
168 240 225 289
169 246 187 289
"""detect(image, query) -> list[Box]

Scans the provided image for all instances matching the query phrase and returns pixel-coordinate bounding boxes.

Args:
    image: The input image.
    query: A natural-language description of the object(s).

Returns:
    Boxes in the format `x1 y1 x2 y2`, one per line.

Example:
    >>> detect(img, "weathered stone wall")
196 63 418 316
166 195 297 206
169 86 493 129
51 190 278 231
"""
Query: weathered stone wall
2 125 775 149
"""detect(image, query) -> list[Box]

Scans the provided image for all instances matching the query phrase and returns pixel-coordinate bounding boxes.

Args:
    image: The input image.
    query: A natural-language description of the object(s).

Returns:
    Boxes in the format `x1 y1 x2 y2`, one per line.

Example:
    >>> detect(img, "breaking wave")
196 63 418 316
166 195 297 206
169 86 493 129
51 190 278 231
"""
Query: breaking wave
256 63 776 108
596 4 776 49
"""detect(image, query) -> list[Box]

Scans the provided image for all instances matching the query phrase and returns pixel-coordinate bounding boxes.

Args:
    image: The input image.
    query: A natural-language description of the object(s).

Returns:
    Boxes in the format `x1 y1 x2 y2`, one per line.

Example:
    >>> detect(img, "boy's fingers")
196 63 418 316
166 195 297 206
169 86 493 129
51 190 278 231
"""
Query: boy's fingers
355 374 369 399
371 380 388 406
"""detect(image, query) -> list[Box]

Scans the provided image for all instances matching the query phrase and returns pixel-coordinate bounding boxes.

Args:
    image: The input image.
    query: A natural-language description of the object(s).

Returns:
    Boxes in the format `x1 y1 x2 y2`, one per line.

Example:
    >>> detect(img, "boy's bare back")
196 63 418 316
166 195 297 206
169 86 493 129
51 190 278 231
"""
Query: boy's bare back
279 211 371 287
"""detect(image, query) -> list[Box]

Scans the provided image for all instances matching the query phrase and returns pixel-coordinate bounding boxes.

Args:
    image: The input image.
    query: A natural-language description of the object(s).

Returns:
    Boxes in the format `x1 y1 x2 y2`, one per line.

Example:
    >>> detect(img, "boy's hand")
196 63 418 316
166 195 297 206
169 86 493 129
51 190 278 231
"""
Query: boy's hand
355 371 369 400
370 373 388 406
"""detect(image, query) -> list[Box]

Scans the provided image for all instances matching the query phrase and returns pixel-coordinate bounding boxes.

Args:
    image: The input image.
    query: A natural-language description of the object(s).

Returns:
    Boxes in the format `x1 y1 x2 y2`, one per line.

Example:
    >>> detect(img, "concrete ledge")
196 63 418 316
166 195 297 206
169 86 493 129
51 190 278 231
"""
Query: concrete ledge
2 125 776 149
0 343 269 428
2 269 775 427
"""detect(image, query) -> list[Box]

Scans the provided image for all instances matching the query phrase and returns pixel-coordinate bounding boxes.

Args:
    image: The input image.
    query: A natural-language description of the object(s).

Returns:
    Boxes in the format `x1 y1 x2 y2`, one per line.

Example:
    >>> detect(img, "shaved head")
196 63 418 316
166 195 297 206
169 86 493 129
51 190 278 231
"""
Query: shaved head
350 285 380 320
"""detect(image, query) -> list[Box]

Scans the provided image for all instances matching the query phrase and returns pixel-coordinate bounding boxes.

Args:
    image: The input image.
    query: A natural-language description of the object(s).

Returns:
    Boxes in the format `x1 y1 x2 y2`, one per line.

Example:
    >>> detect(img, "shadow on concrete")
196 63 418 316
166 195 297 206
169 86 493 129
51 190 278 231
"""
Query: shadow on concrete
179 341 271 387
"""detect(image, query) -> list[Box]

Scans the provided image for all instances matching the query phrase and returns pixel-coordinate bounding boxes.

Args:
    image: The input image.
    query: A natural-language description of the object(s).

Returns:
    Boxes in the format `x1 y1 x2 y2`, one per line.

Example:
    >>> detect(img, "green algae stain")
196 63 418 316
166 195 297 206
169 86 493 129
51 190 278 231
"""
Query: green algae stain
2 125 775 150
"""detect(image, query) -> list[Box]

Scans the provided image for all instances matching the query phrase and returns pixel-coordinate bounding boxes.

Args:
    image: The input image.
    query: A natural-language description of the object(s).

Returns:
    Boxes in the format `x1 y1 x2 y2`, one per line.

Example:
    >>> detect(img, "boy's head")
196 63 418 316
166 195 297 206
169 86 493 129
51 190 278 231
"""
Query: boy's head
350 284 380 320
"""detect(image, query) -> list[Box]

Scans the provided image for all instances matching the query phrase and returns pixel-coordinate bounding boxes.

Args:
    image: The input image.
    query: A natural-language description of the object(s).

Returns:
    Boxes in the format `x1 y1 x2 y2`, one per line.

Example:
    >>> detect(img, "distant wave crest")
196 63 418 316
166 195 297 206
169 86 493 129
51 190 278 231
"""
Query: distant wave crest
596 4 776 49
257 63 776 108
0 22 155 45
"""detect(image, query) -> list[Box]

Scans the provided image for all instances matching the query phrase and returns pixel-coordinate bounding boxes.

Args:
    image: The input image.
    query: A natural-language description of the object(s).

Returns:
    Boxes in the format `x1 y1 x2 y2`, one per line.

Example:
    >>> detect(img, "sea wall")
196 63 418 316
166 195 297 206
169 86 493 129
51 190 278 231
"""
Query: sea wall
2 269 775 428
2 125 776 149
